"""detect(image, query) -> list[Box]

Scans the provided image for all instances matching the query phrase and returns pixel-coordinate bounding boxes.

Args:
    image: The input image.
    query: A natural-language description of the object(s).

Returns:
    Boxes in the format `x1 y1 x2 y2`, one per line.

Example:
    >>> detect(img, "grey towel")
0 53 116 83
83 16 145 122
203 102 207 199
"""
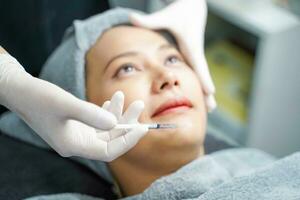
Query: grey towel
0 7 142 183
125 148 276 200
195 152 300 200
25 148 300 200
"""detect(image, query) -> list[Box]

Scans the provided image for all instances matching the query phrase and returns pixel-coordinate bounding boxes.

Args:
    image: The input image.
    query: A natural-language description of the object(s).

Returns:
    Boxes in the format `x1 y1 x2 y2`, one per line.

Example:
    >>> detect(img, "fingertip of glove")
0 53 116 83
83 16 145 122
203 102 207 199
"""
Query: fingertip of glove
102 100 111 110
129 12 143 26
113 90 124 99
206 95 217 112
208 82 216 94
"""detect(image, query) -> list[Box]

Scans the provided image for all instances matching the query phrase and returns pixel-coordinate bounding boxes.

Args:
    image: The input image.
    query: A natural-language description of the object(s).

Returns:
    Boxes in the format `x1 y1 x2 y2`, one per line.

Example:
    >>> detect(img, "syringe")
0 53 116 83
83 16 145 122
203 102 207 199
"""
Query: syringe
114 123 177 130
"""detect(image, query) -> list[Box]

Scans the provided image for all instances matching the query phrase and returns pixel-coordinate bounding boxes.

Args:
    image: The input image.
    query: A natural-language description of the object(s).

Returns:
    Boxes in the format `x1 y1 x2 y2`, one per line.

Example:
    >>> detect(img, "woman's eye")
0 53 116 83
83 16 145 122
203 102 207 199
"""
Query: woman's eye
115 64 137 78
165 55 181 65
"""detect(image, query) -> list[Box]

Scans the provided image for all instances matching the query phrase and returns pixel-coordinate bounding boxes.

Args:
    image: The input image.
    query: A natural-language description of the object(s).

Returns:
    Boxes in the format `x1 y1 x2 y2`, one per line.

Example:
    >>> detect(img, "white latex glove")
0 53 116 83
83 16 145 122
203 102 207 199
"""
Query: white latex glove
98 91 148 160
0 48 146 161
129 0 217 111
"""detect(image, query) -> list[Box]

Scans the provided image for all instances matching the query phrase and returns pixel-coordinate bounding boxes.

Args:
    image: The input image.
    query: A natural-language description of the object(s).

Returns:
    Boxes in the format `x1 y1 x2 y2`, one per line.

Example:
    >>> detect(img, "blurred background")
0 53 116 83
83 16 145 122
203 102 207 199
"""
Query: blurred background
0 0 299 157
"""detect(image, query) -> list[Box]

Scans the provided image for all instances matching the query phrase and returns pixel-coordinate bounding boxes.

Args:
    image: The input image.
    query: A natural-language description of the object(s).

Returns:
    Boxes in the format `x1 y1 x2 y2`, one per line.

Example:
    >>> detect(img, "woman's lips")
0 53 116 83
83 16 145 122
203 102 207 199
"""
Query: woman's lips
152 97 193 118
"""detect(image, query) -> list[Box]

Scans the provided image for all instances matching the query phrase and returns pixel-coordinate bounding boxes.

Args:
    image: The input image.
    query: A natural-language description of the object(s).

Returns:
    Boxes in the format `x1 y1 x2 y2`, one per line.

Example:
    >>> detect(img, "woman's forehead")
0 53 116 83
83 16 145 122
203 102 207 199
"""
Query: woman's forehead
87 26 173 68
99 26 170 50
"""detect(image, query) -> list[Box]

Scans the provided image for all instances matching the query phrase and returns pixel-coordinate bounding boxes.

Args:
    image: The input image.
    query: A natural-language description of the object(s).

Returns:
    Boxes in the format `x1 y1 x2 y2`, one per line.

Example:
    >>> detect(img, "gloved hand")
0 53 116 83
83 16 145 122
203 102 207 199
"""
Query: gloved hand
0 48 147 161
98 91 148 160
129 0 217 111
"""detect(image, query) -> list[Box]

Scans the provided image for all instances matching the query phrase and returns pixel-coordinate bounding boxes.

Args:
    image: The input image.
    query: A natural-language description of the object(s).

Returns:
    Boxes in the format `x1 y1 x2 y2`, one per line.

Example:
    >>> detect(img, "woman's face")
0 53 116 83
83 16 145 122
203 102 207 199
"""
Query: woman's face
86 26 206 170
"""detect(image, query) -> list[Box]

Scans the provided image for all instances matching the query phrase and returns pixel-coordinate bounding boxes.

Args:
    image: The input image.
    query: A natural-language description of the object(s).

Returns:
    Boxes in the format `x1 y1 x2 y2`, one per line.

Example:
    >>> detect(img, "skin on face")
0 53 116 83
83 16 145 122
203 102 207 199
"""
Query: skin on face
86 26 207 195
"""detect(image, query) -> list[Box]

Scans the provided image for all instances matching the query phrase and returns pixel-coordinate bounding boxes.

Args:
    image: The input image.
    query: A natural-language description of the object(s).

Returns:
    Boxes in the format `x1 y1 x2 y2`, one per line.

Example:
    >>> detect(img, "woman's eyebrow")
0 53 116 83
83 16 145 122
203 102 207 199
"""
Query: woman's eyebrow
159 43 176 50
103 52 138 73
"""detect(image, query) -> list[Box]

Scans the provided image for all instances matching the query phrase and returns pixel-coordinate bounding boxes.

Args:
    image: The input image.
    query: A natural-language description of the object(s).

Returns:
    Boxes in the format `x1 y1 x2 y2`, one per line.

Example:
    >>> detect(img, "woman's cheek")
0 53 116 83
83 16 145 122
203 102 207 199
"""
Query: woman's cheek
180 70 204 101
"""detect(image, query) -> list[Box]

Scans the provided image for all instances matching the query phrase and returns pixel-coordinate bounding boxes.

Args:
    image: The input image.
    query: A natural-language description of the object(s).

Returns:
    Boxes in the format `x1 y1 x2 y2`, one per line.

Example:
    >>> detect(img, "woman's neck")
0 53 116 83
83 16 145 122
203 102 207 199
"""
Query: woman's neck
109 146 204 196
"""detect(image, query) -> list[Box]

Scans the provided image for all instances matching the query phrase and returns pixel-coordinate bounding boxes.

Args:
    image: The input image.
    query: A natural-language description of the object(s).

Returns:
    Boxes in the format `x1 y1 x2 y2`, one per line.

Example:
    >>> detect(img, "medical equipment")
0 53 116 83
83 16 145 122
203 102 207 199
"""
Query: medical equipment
114 123 177 130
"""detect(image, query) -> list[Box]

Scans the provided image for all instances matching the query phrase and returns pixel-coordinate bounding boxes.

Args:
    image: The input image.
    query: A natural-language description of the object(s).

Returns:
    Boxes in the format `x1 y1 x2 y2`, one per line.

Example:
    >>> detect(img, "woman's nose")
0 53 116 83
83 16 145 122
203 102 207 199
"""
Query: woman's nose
152 68 179 93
